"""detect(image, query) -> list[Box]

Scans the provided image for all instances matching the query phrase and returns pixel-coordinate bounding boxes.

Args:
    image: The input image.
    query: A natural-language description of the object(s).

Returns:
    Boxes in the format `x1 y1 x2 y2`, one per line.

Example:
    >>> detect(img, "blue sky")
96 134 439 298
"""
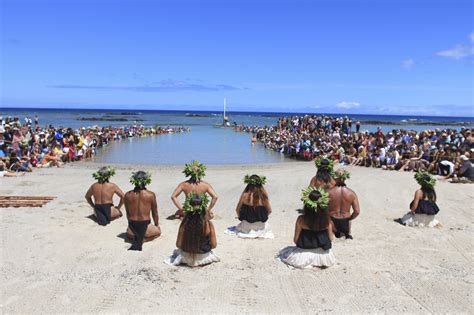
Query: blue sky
1 0 473 116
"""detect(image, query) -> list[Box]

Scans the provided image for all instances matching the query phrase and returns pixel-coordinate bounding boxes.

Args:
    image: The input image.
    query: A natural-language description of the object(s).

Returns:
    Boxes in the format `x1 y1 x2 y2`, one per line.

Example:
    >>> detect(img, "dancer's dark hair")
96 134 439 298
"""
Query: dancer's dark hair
303 190 329 231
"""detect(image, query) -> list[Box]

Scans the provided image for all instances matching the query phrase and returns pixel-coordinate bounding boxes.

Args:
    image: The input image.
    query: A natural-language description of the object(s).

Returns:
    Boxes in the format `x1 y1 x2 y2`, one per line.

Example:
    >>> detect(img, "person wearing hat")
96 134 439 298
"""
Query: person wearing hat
451 154 474 183
10 126 23 157
465 130 473 150
37 131 47 148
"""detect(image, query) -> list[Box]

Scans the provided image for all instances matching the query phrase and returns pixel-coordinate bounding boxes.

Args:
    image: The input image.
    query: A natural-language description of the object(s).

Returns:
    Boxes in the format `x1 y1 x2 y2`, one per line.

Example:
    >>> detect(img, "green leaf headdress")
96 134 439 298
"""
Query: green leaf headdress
92 166 116 183
183 192 210 214
244 174 267 186
301 186 330 211
314 157 334 172
130 171 152 188
334 169 351 182
183 160 206 182
414 170 436 189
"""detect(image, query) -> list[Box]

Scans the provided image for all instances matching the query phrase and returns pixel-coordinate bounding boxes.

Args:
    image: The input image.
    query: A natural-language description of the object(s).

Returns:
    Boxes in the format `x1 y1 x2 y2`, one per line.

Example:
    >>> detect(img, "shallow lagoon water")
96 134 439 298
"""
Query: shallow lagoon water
93 126 290 165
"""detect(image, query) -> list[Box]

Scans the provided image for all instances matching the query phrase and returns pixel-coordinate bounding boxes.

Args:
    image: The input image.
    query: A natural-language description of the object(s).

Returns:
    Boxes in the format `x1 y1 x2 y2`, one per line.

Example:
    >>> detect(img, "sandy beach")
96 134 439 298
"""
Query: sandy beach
1 162 473 313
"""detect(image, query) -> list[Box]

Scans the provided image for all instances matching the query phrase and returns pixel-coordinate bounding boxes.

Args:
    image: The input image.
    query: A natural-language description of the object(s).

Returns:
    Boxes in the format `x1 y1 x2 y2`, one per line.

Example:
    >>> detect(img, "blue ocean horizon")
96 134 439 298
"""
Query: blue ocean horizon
2 106 473 119
2 107 473 126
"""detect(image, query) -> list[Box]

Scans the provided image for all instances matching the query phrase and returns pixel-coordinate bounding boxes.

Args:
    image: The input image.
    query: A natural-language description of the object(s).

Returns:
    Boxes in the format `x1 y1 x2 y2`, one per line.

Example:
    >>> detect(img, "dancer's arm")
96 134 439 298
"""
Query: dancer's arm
114 185 125 210
293 216 302 245
235 193 244 217
151 193 159 227
410 190 422 213
206 184 218 212
85 185 95 208
171 183 184 211
350 193 360 221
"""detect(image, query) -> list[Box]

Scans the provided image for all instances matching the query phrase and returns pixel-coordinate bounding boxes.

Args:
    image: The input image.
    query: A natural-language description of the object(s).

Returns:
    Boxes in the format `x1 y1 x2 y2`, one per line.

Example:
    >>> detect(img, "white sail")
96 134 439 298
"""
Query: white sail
223 98 229 126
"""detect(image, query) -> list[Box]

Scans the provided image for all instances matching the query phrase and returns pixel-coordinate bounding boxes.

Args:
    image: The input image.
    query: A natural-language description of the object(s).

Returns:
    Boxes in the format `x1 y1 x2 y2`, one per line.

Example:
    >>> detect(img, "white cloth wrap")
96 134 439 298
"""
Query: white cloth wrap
400 212 440 227
225 220 274 239
277 246 336 269
164 249 220 267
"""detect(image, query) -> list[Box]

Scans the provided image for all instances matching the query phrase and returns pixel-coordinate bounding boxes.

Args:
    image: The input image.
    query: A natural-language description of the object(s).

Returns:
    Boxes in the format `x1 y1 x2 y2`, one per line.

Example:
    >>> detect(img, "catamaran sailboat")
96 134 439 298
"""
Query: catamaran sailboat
222 98 230 127
214 98 231 127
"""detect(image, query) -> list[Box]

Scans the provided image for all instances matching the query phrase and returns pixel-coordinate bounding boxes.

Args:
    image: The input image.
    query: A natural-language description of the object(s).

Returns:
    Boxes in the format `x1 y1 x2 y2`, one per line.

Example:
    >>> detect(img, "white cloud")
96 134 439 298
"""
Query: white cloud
436 33 474 60
336 101 360 109
401 58 415 69
436 44 474 59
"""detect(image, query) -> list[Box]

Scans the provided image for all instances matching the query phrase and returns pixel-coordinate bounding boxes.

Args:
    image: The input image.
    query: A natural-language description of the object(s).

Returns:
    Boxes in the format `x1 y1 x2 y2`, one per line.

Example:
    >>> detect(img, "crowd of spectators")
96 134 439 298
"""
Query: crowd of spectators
241 115 474 183
2 113 473 183
0 115 188 175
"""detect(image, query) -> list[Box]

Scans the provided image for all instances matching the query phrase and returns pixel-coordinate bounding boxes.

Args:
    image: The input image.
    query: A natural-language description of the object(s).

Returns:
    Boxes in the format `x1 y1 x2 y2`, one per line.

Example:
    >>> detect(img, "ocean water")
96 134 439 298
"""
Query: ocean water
1 108 473 131
91 126 289 165
1 108 473 165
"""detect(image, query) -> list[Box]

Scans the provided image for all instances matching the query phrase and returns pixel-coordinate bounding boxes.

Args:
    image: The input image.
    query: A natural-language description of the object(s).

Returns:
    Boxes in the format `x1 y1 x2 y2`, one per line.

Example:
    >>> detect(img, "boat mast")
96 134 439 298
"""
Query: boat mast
223 98 227 126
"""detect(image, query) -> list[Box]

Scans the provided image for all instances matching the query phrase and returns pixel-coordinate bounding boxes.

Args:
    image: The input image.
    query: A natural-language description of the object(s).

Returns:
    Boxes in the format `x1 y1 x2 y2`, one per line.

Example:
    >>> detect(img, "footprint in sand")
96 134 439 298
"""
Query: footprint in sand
20 181 35 186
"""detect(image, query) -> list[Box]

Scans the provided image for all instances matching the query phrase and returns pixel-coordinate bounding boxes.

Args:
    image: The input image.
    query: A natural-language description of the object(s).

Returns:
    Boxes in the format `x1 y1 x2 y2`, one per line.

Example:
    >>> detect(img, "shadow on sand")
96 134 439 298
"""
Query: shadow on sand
166 214 180 220
117 232 132 243
86 214 98 223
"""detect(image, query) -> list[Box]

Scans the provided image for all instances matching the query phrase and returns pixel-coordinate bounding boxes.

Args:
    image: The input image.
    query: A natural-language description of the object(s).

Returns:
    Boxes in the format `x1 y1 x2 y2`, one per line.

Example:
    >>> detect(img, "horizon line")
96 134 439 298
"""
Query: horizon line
1 106 473 119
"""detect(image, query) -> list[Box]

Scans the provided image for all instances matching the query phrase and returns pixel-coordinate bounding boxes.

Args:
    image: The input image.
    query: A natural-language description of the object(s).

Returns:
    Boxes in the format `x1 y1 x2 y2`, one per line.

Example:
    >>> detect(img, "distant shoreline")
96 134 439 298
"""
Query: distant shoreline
2 107 473 120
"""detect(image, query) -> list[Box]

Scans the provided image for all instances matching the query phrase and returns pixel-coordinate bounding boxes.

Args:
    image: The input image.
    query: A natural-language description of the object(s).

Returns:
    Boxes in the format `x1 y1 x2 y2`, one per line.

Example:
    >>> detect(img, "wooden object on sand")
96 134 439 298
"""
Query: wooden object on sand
0 196 56 208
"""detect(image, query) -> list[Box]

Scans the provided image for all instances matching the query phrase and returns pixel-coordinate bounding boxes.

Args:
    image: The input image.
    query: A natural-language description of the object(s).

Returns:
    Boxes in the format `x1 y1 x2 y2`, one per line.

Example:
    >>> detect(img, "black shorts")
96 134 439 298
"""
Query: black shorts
331 216 350 237
128 220 151 251
94 204 112 226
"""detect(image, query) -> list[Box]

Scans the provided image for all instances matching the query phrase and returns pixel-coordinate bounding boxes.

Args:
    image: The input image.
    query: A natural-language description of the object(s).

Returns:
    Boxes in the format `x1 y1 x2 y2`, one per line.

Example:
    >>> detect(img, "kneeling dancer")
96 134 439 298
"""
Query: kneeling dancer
228 174 273 238
277 187 336 269
171 160 218 219
85 166 124 226
310 157 336 189
124 171 161 251
395 170 440 227
327 169 360 239
165 192 219 267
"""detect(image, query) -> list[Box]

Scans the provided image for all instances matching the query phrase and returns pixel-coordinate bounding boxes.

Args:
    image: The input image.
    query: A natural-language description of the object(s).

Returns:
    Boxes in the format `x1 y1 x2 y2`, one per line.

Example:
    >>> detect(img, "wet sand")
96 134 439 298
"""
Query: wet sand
1 162 473 313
